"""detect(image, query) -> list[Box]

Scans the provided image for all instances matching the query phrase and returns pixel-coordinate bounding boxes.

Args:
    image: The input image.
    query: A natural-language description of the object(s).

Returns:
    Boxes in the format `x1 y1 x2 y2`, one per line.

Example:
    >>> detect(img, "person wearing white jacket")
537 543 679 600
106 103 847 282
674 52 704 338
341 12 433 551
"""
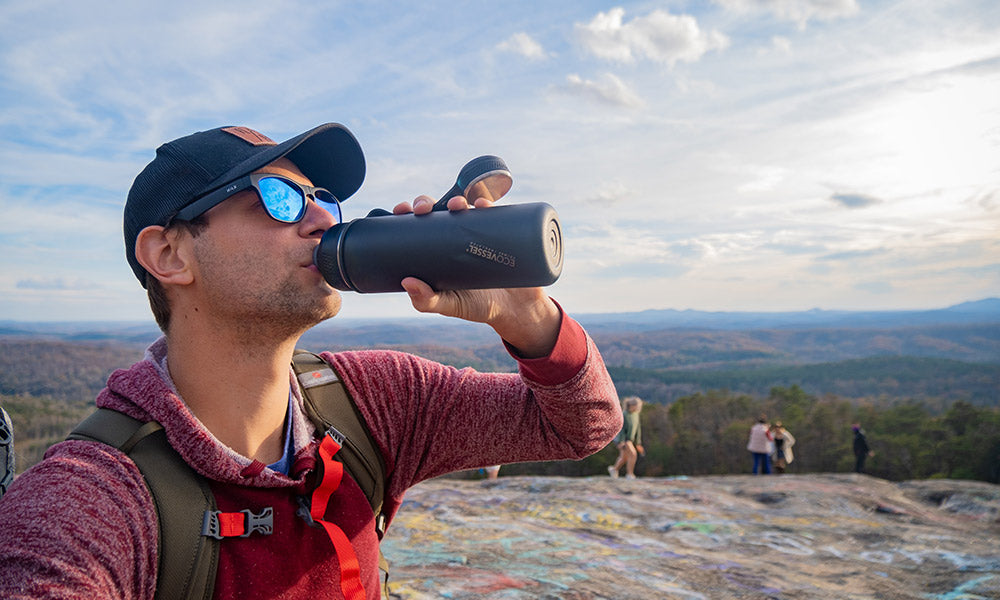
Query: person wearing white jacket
770 422 796 474
747 415 773 474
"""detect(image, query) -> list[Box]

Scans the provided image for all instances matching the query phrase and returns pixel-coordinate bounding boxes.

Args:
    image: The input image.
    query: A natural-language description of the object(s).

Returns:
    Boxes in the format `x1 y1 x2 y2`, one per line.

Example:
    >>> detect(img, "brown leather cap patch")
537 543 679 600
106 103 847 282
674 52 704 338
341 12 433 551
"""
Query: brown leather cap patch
222 126 276 146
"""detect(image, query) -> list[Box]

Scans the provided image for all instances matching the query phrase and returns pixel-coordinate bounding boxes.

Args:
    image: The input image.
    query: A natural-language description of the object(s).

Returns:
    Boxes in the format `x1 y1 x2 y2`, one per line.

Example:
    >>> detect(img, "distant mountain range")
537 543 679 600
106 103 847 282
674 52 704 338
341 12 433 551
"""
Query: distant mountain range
1 298 998 350
574 298 1000 332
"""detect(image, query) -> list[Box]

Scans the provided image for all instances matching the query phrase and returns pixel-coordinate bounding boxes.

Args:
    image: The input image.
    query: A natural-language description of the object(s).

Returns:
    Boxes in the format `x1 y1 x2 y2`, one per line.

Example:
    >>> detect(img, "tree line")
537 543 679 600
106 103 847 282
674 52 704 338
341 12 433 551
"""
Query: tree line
3 335 997 481
497 386 1000 483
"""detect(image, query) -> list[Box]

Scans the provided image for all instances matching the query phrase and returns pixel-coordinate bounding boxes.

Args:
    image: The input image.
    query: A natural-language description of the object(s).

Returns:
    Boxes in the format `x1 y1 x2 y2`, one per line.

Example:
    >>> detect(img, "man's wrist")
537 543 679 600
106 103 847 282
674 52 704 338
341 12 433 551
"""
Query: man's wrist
492 297 561 359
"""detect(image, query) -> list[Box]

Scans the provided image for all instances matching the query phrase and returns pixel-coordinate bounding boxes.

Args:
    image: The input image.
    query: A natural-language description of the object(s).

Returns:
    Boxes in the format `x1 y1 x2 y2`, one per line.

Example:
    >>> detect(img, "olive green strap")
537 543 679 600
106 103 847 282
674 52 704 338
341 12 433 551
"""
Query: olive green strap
292 350 387 524
70 409 219 600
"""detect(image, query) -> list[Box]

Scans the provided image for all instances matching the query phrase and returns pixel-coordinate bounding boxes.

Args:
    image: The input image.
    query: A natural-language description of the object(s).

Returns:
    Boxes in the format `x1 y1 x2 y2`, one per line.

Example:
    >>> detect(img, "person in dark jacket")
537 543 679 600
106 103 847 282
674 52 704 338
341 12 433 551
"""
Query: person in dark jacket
853 424 874 473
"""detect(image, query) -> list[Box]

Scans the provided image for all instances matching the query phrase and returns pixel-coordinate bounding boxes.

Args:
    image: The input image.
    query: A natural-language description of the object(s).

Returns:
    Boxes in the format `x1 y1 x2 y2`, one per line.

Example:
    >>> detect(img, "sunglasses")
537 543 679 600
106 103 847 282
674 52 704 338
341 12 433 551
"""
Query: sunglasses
172 173 342 225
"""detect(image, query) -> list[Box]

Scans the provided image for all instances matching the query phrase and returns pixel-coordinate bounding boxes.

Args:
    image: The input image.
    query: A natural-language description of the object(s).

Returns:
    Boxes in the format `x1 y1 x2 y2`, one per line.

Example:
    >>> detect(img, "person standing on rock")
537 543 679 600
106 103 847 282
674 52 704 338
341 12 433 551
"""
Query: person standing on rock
608 396 644 479
769 421 795 474
853 424 874 473
747 414 773 474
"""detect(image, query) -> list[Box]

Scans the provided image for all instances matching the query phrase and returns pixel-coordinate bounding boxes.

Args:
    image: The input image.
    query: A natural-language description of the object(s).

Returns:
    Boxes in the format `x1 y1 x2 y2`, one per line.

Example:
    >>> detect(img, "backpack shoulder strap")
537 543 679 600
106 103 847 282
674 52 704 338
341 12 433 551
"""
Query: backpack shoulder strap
292 350 387 536
69 409 219 600
292 349 391 592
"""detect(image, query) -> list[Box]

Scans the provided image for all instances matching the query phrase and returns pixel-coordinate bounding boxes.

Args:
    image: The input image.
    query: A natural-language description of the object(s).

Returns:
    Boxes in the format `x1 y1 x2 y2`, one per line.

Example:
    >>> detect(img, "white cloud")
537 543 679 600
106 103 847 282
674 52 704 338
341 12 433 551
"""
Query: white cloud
575 8 729 66
770 36 792 54
497 32 548 60
582 180 632 205
562 73 646 109
713 0 860 28
735 165 789 193
16 277 102 291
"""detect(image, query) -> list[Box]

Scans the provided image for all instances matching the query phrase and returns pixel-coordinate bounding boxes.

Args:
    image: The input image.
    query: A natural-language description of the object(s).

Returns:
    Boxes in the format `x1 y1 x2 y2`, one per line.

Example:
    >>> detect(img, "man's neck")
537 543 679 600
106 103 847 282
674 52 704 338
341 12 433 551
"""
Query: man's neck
165 321 303 465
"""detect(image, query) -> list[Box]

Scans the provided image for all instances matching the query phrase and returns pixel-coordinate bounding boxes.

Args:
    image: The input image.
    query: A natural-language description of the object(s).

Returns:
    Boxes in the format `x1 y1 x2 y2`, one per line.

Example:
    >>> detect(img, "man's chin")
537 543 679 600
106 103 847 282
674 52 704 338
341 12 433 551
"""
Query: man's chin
315 289 342 321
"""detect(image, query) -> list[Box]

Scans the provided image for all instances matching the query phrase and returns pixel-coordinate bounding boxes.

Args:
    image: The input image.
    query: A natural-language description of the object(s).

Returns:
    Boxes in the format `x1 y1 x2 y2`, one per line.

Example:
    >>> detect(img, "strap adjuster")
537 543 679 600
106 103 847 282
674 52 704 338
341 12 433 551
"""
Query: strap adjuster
324 426 346 447
201 507 274 539
296 495 318 528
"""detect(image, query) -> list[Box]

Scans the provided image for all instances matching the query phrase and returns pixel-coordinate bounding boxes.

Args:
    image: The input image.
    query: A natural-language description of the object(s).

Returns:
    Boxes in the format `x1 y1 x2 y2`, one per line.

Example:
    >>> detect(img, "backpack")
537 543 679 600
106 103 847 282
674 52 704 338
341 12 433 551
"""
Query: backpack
67 350 388 599
0 406 14 501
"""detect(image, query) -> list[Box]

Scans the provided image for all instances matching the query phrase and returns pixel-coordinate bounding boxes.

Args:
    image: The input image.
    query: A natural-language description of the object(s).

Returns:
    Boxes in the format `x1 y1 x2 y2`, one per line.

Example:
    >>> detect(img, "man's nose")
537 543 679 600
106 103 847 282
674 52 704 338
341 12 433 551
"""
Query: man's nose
299 196 339 236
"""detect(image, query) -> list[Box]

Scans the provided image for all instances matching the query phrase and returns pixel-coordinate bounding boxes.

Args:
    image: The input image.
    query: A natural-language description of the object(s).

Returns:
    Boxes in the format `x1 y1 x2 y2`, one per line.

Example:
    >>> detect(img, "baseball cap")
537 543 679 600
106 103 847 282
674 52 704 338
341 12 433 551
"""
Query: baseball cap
124 123 365 286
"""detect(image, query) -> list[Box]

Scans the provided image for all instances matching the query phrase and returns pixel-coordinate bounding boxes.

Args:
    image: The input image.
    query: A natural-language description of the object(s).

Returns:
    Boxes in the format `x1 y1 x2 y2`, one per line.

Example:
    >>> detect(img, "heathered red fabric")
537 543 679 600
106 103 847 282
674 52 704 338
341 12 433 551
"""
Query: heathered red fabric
0 312 621 599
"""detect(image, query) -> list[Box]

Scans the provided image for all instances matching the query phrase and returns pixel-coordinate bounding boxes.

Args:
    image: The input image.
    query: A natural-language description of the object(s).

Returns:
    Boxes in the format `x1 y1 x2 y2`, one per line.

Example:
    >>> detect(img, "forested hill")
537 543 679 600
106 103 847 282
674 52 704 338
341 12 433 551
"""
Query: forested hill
1 299 997 405
2 299 997 477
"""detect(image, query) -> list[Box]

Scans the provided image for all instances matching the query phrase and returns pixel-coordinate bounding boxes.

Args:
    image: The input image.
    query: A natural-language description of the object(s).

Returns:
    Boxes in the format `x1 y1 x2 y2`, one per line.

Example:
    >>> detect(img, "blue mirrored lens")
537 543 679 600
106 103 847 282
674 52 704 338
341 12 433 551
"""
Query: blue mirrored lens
314 190 342 224
257 177 305 222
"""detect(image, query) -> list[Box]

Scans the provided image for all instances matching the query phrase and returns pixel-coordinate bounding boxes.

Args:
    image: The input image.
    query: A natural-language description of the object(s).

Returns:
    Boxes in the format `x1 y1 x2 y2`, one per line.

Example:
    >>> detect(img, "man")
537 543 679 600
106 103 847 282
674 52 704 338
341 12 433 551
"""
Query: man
0 123 622 599
853 423 874 474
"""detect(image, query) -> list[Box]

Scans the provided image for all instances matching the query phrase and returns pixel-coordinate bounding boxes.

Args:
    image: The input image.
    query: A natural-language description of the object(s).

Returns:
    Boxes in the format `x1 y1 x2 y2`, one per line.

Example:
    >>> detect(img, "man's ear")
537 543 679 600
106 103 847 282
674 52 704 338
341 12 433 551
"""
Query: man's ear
134 225 195 286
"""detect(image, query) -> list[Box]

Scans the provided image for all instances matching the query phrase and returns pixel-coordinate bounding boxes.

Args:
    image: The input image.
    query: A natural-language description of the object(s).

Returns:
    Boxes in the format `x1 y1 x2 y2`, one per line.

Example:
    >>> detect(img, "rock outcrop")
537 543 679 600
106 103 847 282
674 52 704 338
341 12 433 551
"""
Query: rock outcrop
381 474 1000 599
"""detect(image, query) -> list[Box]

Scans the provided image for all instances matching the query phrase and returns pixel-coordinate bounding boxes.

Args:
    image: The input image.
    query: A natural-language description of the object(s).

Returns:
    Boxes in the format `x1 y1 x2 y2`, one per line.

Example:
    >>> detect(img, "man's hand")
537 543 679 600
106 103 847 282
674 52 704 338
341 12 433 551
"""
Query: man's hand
394 194 561 358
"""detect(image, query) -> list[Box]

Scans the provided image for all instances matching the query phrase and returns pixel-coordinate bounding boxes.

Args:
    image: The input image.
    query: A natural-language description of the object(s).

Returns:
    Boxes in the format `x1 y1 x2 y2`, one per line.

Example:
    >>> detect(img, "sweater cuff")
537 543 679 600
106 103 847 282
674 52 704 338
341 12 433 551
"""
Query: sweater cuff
505 300 589 386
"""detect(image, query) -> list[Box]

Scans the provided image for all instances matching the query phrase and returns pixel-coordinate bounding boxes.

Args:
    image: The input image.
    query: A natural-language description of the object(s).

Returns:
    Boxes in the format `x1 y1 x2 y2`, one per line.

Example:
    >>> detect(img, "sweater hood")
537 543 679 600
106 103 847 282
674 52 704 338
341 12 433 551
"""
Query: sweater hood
95 337 319 488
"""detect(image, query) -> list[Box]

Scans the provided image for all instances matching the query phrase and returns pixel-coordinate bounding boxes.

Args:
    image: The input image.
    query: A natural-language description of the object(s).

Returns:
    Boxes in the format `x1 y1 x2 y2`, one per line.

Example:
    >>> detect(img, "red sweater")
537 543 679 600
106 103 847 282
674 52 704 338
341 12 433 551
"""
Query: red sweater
0 313 621 599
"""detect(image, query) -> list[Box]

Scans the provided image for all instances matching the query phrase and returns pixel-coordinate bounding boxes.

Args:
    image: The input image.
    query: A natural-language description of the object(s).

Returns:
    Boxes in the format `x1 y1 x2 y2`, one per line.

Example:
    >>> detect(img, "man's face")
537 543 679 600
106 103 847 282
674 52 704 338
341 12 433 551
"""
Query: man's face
186 157 342 333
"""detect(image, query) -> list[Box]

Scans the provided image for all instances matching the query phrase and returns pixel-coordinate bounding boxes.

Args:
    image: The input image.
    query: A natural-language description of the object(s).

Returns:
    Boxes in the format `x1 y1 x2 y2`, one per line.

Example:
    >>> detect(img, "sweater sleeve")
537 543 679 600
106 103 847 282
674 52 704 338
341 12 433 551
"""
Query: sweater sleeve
0 441 158 600
326 312 621 507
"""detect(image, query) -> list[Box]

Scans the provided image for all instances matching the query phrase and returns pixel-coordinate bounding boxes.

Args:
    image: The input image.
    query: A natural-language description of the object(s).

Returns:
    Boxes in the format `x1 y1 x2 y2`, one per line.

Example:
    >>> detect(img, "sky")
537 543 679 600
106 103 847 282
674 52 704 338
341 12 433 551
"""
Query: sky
0 0 998 322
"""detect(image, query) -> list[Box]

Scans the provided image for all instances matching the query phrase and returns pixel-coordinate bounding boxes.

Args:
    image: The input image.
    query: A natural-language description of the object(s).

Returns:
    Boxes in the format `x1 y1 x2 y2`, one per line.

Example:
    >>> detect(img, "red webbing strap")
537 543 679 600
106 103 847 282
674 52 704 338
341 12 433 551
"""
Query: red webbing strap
311 433 367 600
217 513 246 537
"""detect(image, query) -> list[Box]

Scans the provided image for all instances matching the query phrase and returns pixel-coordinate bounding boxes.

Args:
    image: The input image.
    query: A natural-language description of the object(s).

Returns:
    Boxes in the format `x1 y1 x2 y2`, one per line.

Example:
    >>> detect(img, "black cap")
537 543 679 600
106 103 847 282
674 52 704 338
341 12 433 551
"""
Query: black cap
124 123 365 286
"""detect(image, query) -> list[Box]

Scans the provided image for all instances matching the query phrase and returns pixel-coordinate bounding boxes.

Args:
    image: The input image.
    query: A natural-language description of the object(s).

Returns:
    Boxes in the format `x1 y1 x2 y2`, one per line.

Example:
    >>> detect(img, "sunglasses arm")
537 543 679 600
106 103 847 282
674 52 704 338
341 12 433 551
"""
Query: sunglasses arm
171 176 252 223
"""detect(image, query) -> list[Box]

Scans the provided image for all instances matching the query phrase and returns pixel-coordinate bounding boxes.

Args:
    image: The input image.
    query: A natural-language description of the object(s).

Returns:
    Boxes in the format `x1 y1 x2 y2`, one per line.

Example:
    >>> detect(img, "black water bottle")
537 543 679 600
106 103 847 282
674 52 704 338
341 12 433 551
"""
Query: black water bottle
313 202 563 293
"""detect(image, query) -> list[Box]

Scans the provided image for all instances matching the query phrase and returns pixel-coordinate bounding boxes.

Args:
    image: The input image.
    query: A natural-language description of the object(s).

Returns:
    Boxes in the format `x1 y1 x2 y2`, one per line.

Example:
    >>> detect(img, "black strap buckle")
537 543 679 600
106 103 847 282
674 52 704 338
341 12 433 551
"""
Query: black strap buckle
201 507 274 539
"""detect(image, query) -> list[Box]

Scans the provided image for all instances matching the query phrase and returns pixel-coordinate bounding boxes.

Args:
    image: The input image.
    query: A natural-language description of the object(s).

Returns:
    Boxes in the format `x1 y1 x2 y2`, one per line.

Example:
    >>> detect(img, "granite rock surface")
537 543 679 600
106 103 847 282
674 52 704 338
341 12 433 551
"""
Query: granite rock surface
381 474 1000 599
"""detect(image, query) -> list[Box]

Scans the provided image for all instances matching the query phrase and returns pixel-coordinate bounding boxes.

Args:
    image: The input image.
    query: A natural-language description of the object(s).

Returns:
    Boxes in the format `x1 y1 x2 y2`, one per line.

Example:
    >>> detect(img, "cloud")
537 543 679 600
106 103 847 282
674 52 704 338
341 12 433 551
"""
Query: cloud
562 73 645 109
854 280 894 294
736 165 789 193
497 32 547 60
575 8 729 67
972 188 1000 212
713 0 860 28
16 277 102 291
770 36 792 54
829 192 882 209
582 180 632 205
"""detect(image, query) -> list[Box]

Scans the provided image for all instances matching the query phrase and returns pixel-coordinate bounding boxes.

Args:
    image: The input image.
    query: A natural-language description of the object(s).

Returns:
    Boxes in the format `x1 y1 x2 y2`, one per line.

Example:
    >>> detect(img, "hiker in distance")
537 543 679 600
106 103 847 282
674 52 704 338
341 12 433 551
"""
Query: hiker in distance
747 414 773 475
0 123 622 600
853 423 874 474
608 395 644 479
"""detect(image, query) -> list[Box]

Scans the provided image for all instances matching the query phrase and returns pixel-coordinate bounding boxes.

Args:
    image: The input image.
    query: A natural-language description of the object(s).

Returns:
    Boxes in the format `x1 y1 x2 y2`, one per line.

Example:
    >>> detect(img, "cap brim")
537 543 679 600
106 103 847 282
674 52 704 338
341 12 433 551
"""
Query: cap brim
200 123 366 202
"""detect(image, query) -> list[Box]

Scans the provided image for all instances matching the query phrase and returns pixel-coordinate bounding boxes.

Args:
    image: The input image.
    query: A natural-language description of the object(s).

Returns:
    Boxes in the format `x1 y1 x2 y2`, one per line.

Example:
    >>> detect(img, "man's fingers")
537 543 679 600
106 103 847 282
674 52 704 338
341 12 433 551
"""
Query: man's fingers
401 277 438 312
446 195 471 211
